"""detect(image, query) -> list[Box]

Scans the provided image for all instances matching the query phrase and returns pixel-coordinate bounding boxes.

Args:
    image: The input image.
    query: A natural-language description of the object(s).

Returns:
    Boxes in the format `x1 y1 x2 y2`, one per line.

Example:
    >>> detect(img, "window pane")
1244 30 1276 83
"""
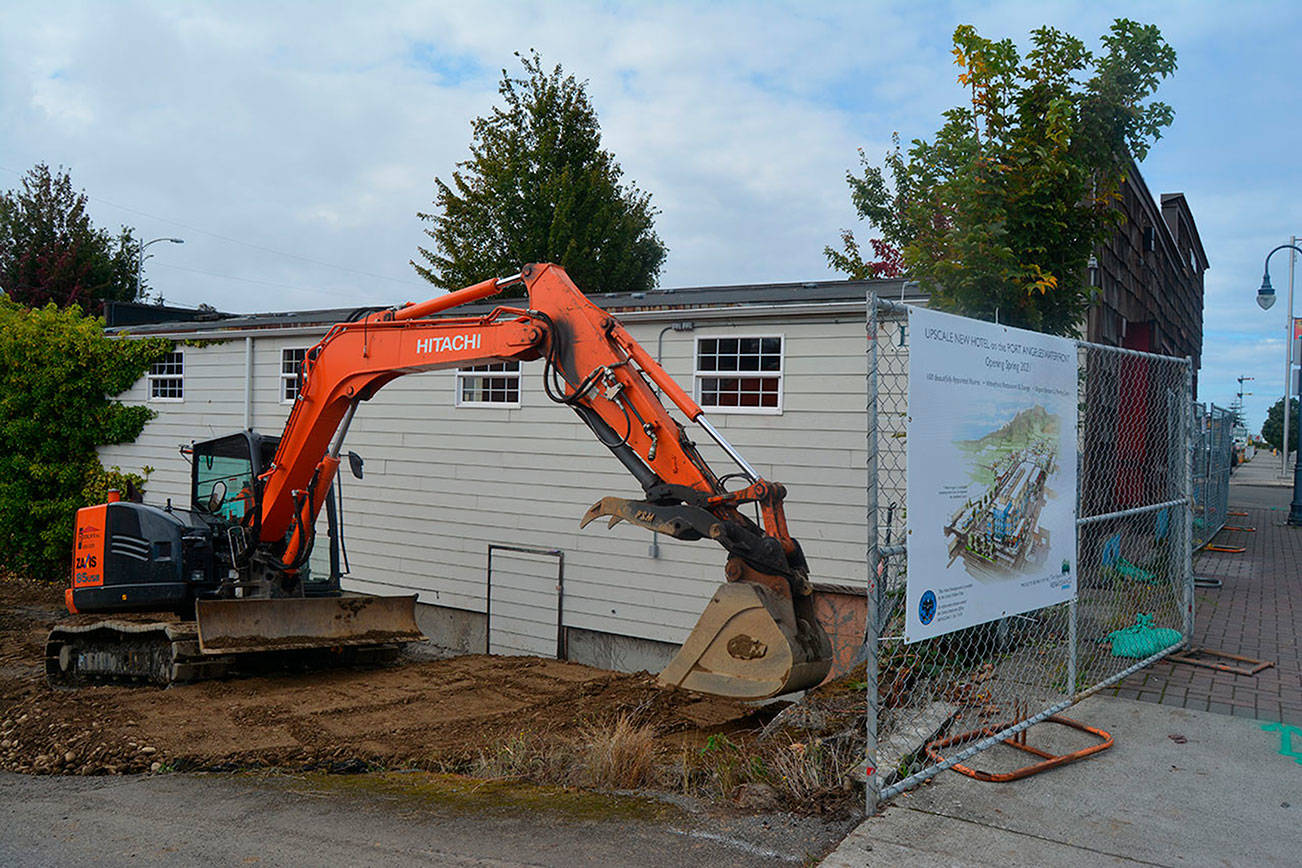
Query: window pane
456 360 521 405
694 336 781 412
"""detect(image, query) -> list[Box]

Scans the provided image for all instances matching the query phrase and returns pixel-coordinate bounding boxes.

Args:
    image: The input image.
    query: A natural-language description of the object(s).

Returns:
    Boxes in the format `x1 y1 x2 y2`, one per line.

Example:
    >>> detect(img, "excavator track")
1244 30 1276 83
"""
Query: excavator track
45 618 408 689
46 620 229 687
46 594 424 689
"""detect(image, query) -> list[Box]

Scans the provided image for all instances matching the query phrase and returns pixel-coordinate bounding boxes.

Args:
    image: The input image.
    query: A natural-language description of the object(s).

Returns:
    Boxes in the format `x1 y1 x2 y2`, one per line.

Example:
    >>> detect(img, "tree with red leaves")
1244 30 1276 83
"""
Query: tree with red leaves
0 164 140 315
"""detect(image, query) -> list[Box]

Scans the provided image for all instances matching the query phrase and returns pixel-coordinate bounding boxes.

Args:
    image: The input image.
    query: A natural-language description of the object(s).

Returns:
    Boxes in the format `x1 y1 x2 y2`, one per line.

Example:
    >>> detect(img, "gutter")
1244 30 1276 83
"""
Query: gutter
111 298 918 341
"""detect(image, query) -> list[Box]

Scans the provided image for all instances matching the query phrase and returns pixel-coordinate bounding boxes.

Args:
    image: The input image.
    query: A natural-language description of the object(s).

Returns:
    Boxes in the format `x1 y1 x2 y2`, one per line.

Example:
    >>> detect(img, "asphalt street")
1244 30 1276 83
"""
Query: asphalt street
0 770 850 867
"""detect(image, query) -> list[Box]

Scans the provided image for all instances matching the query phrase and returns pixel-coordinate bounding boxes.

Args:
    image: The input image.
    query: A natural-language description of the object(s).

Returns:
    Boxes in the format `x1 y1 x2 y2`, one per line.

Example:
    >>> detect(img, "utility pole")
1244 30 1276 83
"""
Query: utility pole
1286 238 1297 474
136 237 184 301
1235 375 1253 428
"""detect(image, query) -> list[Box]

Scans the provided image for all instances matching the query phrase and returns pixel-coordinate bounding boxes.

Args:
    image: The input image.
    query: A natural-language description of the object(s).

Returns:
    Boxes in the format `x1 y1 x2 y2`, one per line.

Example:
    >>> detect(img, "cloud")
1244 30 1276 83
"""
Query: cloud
0 0 1298 430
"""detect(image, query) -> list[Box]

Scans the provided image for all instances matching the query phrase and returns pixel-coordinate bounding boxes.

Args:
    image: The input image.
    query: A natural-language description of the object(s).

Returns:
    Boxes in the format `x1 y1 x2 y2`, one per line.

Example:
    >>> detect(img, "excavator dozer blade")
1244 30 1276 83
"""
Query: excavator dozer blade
196 594 424 655
658 583 832 700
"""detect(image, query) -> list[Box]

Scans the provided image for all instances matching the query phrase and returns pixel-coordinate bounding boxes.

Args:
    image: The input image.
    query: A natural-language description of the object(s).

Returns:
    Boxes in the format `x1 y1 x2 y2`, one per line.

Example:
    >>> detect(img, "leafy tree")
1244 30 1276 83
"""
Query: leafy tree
413 51 667 296
0 298 168 578
0 164 142 316
827 20 1177 335
823 224 903 280
1262 397 1299 453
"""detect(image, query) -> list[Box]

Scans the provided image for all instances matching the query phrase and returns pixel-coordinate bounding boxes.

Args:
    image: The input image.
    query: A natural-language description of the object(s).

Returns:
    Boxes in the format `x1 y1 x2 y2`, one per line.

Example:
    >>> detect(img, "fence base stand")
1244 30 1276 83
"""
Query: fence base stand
1168 647 1275 676
1193 575 1224 589
1204 544 1246 553
924 715 1113 783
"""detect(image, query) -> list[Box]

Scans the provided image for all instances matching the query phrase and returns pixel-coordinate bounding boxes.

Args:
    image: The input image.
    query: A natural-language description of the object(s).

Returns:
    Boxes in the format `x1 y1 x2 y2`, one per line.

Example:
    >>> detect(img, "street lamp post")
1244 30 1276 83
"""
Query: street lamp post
136 237 184 299
1257 242 1302 524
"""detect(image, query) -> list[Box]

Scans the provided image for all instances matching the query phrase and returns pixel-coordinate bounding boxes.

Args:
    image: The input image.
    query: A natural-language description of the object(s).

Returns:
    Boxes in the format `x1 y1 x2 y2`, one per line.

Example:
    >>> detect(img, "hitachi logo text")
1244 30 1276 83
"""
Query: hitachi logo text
415 333 481 354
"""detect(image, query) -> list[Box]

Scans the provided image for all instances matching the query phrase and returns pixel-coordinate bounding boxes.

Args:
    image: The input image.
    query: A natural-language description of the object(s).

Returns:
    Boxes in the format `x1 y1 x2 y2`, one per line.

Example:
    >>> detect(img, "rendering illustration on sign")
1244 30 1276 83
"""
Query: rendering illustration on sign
905 307 1079 643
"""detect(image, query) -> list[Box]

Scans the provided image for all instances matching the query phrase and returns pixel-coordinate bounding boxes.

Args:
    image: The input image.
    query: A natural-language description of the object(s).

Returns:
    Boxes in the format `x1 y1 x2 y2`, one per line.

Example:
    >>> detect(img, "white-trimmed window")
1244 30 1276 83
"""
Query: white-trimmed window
148 350 184 401
281 348 308 403
456 361 521 406
695 335 783 413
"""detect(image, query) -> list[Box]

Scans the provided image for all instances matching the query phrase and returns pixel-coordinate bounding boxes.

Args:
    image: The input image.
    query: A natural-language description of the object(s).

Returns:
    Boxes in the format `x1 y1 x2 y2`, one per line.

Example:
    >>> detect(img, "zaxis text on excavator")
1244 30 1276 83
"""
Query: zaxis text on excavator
50 263 832 699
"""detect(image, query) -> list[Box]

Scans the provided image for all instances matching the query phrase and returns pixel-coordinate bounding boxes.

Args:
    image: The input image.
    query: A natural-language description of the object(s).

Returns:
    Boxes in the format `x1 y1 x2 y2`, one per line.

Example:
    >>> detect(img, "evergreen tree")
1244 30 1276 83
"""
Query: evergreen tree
413 51 666 296
827 20 1177 335
1262 397 1299 452
0 164 141 315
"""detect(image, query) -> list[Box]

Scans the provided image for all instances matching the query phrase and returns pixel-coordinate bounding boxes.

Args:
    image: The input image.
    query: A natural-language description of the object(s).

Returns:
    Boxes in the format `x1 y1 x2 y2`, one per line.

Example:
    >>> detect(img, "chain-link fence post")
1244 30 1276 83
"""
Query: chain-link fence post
864 291 881 814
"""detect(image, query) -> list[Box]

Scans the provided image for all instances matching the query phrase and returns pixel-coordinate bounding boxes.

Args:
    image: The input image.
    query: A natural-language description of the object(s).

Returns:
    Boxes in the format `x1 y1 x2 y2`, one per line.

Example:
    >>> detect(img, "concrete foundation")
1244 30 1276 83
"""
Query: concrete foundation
411 602 486 660
564 626 678 673
411 601 678 674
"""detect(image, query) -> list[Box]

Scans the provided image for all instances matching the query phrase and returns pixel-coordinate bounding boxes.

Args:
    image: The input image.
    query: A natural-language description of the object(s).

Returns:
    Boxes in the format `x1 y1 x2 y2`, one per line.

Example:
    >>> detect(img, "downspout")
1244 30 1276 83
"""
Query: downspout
243 336 253 430
649 320 697 558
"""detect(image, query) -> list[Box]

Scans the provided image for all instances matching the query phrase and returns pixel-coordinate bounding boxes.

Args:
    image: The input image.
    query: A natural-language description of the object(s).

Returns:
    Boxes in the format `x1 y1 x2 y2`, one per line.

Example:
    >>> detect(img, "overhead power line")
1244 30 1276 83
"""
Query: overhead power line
151 261 373 303
0 162 429 289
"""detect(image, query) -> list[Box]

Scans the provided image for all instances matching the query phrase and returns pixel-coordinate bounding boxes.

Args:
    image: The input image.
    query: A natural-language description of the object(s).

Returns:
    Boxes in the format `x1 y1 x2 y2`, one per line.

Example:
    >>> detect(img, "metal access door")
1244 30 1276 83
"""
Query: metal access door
485 545 565 658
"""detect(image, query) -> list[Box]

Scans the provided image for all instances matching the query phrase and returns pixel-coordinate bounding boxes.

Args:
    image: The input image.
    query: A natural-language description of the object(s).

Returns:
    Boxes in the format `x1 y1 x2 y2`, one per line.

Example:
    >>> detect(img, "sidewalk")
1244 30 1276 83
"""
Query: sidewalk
1104 455 1302 725
825 694 1300 867
824 454 1302 866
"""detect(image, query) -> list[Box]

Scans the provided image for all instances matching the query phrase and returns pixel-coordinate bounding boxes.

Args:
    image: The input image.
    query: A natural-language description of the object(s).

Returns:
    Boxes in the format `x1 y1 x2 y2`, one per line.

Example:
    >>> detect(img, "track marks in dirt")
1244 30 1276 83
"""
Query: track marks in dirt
0 586 756 778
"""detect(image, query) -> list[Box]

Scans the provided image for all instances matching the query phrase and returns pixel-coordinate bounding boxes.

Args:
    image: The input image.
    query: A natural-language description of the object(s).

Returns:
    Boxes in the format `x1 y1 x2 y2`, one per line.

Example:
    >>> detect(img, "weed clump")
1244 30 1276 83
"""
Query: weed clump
580 714 657 790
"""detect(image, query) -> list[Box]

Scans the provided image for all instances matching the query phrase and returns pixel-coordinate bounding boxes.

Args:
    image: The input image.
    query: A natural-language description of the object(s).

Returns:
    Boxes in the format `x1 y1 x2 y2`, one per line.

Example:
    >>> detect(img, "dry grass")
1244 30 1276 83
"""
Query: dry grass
676 730 856 811
469 712 859 814
762 738 855 804
471 731 578 785
580 714 657 790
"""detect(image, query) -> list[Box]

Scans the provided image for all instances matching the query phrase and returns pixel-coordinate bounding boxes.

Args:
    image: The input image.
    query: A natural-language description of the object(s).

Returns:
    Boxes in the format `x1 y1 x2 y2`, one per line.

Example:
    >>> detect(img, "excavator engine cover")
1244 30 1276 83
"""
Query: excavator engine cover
195 594 424 654
658 582 832 699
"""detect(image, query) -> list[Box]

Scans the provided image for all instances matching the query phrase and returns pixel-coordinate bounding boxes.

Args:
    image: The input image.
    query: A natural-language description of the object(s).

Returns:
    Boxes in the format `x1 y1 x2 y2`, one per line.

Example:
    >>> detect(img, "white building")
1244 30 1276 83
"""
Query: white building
100 276 920 671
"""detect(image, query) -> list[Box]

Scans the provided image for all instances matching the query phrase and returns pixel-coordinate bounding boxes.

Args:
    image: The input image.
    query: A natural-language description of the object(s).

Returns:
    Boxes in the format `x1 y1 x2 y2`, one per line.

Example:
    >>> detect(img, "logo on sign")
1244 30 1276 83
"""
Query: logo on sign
415 333 481 354
919 590 937 625
76 525 102 551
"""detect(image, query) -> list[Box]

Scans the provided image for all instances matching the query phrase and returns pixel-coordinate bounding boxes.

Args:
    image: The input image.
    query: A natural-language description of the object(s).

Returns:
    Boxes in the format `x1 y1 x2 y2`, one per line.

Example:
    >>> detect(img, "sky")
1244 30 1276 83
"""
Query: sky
1 1 1298 433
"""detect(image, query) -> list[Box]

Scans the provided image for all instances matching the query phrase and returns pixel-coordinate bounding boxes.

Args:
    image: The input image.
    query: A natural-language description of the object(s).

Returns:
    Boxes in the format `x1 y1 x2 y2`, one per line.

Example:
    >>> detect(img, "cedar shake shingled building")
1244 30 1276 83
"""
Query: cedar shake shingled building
1087 162 1209 391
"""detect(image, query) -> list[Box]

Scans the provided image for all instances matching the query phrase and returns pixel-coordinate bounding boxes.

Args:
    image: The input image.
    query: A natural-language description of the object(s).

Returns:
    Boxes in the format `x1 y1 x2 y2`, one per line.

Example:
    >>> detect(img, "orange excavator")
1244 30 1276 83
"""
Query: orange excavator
49 264 831 699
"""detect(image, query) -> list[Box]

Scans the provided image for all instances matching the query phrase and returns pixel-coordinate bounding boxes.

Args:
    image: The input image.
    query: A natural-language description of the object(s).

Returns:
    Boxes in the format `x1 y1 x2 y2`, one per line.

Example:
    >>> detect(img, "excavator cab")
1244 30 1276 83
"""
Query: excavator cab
183 431 421 655
189 432 335 596
192 432 267 523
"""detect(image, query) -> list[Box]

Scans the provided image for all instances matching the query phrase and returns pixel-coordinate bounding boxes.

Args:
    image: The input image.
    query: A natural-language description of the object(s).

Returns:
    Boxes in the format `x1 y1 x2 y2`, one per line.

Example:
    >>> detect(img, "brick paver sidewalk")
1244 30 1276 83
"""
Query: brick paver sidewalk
1106 483 1302 725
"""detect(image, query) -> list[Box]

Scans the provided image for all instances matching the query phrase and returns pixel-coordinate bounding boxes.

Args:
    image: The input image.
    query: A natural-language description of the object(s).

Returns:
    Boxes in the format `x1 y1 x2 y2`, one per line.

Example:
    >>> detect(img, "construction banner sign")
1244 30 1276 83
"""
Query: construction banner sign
905 307 1079 643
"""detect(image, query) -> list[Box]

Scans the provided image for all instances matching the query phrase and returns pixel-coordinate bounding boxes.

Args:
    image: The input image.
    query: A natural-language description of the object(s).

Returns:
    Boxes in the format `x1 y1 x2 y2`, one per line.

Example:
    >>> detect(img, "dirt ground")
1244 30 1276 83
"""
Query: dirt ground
0 580 862 814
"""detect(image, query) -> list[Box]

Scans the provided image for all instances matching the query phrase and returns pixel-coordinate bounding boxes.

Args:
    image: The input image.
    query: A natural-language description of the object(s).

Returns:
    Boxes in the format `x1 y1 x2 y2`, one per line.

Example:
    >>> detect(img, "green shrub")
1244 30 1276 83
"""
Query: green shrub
0 298 168 578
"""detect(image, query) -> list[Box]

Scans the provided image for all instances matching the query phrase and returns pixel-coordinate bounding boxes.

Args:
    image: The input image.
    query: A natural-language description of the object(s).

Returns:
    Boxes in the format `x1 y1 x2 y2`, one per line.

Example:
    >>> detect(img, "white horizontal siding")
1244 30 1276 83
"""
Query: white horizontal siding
98 312 871 647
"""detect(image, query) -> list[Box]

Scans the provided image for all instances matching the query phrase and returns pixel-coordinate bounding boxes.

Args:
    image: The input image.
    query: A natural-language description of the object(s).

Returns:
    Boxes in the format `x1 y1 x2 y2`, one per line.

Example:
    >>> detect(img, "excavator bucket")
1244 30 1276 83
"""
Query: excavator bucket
658 582 832 700
195 594 424 655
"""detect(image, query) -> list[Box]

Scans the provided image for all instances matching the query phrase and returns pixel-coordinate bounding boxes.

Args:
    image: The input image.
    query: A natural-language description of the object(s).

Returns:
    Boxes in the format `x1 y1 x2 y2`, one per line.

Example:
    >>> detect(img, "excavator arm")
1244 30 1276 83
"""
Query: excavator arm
250 263 830 698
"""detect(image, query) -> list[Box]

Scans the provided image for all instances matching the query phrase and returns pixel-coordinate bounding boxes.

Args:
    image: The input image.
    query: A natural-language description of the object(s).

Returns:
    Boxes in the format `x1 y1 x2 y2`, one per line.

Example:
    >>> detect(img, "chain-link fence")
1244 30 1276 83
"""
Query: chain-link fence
864 296 1193 810
1191 404 1233 549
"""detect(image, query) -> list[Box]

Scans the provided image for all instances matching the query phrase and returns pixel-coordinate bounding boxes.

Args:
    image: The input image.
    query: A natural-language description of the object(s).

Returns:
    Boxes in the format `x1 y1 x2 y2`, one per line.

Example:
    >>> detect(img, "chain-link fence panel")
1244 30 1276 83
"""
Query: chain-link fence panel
865 296 1193 810
1205 406 1232 544
1191 403 1210 549
1191 404 1232 549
